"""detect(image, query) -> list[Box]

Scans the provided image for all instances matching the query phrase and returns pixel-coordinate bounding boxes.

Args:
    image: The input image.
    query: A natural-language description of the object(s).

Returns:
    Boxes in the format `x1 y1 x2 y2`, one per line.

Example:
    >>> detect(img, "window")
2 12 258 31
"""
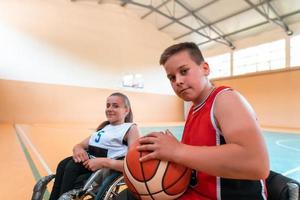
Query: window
206 53 231 79
290 34 300 67
233 39 285 75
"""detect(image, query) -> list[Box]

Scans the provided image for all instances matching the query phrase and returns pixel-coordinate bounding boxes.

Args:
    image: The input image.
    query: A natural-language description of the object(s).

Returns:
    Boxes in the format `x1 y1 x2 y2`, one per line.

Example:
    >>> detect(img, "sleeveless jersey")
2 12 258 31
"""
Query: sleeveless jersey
180 86 267 200
88 123 134 159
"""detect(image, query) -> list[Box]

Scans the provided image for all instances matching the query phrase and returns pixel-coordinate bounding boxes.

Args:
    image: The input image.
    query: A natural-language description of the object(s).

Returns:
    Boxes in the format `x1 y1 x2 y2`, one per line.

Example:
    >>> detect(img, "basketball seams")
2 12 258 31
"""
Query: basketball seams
132 161 190 195
163 166 190 195
124 156 140 196
124 141 191 199
125 155 141 181
125 158 186 197
126 150 145 182
140 151 157 200
141 154 162 181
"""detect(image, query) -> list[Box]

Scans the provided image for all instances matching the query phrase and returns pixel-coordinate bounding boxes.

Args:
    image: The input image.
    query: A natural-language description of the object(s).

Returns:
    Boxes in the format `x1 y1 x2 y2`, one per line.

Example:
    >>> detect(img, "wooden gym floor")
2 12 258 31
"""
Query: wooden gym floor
1 122 299 199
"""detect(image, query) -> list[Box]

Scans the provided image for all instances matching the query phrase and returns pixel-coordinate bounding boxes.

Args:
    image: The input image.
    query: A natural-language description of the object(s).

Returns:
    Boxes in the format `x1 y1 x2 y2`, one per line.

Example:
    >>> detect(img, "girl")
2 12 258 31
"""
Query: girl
49 92 140 200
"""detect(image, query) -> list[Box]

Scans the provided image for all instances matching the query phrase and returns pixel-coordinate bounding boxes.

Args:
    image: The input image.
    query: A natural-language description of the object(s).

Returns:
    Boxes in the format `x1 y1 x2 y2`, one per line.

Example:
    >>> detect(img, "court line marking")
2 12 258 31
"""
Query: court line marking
15 124 53 175
283 166 300 176
275 139 300 152
15 125 42 181
15 124 51 199
276 139 300 179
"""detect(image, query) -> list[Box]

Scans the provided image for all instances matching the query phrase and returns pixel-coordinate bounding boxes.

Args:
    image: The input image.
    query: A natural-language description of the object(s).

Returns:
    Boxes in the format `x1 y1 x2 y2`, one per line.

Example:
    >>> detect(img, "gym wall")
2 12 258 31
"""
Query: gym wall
0 0 175 94
213 68 300 130
0 79 183 124
0 0 184 124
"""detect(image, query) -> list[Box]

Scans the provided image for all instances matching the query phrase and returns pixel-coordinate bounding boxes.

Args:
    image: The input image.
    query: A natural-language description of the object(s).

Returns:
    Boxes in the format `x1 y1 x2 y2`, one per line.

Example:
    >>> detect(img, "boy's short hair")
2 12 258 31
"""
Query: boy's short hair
160 42 205 65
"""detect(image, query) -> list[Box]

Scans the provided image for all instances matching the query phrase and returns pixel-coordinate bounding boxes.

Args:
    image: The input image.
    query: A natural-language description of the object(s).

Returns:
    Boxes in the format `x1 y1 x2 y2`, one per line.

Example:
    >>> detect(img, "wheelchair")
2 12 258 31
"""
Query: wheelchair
266 170 300 200
31 168 126 200
32 170 299 200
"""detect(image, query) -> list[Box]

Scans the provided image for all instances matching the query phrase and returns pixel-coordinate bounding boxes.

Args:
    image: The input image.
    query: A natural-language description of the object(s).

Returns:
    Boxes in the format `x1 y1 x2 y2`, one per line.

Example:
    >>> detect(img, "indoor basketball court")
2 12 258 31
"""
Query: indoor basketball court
0 0 300 199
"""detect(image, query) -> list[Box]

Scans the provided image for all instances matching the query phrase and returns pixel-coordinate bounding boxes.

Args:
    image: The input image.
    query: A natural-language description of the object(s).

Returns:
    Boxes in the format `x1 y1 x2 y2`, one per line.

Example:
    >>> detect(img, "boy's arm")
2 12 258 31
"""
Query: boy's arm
139 90 269 180
178 90 269 179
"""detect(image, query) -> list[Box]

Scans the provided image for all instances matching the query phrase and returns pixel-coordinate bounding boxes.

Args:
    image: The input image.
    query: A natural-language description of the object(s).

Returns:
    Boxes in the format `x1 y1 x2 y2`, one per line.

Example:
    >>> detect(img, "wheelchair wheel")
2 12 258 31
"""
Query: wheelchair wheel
100 176 126 200
58 170 125 200
57 188 95 200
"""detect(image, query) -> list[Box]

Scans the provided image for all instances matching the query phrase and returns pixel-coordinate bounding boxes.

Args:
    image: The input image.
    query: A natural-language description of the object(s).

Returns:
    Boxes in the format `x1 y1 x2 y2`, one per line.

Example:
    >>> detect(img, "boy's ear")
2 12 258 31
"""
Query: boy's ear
202 62 210 76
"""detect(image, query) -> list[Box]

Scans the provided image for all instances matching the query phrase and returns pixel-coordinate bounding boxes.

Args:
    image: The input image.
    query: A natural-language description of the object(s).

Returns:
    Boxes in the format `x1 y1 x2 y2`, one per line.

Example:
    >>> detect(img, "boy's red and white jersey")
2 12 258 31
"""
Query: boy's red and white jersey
180 86 267 200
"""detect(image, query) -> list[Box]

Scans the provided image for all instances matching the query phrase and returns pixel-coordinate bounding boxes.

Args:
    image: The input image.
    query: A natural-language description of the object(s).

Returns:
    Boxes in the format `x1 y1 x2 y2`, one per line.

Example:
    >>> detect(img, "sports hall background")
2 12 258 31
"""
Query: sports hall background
0 0 299 199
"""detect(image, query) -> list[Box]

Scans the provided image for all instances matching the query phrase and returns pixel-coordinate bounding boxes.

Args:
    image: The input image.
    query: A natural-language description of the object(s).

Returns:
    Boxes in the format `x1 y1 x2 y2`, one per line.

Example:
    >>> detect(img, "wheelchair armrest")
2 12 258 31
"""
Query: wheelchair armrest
31 174 55 200
287 182 299 200
266 170 300 200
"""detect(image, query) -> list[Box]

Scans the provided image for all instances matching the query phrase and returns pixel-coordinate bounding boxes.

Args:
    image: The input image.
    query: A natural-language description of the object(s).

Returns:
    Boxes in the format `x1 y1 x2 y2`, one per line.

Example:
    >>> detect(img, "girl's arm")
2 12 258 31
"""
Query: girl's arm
84 124 140 172
73 136 90 163
124 124 140 146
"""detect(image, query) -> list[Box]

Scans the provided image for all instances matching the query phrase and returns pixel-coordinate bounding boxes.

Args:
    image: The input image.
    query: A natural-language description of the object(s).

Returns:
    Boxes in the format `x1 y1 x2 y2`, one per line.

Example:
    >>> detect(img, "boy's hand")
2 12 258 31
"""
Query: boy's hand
137 130 181 163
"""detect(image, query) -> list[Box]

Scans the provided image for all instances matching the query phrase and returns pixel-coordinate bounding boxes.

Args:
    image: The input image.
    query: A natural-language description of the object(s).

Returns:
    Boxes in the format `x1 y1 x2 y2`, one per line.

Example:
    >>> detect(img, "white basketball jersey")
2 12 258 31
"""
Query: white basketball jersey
89 123 133 159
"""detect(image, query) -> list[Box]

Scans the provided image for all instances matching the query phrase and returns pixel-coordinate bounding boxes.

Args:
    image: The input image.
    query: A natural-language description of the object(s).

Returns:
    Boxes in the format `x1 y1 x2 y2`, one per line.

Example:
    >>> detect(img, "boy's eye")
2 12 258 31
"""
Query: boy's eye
180 68 188 75
168 75 176 82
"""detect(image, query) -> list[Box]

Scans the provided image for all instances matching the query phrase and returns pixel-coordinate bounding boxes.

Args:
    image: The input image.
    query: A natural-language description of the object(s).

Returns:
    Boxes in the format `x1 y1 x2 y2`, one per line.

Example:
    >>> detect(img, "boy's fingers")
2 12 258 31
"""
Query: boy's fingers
165 129 176 138
139 136 157 144
165 129 172 135
143 132 164 137
137 144 155 151
139 153 156 162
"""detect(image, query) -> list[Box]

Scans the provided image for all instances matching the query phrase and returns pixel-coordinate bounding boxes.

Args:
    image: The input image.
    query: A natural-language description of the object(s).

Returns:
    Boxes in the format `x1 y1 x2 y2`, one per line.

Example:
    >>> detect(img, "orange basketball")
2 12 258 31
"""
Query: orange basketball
123 140 191 200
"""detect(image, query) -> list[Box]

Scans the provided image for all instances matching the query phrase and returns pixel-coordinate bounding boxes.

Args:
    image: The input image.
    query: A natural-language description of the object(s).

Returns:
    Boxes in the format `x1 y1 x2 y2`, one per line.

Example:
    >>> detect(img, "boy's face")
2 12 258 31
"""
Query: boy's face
163 50 210 104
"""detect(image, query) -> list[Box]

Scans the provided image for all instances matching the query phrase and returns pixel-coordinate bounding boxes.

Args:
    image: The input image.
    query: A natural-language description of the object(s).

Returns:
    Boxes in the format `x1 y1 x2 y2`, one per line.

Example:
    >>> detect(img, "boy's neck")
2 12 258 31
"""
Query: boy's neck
194 84 215 106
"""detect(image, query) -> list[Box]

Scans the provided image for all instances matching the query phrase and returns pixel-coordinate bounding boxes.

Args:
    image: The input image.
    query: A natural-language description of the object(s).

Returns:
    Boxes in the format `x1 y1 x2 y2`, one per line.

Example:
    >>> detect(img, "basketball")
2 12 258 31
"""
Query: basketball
123 140 191 200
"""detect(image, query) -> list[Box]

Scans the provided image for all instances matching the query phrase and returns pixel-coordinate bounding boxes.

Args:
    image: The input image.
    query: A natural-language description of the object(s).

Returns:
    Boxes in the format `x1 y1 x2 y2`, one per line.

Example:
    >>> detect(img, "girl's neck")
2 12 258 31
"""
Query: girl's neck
110 121 125 126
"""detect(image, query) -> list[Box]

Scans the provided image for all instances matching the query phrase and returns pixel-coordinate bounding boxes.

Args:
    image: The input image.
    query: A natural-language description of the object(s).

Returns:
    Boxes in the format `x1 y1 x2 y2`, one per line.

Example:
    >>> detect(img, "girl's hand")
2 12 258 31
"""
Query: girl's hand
137 130 182 163
83 158 106 171
72 145 89 163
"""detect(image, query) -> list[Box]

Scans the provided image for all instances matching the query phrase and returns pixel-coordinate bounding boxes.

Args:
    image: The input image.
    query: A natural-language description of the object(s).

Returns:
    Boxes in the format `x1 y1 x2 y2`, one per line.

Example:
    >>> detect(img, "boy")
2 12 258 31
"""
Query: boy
121 42 269 200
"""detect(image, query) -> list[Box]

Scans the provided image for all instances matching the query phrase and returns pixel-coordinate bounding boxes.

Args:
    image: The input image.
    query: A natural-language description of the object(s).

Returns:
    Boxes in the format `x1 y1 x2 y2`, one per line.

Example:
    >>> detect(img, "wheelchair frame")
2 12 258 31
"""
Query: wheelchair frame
32 170 299 200
31 169 126 200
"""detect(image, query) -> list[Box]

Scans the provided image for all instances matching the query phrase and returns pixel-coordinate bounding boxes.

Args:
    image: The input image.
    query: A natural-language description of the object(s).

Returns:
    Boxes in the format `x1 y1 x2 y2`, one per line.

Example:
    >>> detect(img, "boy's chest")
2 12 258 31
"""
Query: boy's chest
182 110 217 146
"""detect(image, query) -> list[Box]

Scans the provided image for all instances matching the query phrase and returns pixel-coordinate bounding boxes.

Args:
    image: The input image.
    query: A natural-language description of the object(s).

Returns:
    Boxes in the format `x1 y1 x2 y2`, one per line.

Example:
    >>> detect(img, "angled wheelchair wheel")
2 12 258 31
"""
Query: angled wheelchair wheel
55 169 125 200
100 175 126 200
57 188 95 200
58 170 125 200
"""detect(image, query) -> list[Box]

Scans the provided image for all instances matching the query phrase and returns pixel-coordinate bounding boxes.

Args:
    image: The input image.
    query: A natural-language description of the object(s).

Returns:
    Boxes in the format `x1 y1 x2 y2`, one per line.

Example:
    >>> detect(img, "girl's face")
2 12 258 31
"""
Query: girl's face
105 95 129 125
163 50 210 105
